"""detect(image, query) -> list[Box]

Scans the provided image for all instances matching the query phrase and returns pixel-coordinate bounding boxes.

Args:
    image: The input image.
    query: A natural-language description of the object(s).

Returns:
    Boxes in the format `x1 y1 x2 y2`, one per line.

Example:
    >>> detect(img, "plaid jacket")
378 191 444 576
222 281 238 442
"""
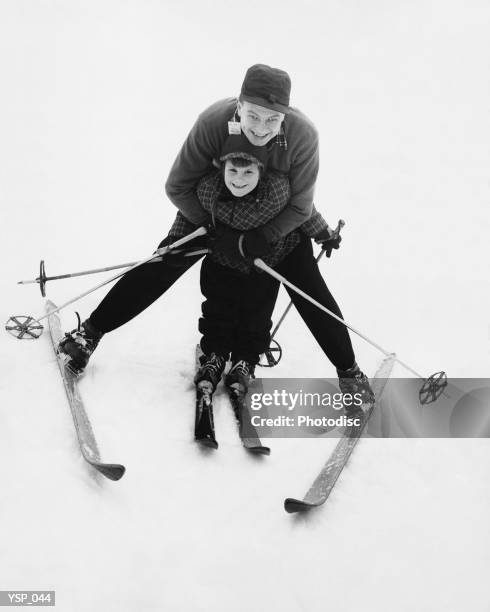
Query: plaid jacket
169 171 328 274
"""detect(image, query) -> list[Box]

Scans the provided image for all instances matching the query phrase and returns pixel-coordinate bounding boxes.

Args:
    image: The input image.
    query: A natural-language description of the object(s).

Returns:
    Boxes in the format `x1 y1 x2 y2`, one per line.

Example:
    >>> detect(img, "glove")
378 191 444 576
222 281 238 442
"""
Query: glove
314 227 342 258
208 223 243 261
241 227 272 258
209 224 272 260
156 235 174 250
156 229 209 254
150 235 173 263
152 231 207 265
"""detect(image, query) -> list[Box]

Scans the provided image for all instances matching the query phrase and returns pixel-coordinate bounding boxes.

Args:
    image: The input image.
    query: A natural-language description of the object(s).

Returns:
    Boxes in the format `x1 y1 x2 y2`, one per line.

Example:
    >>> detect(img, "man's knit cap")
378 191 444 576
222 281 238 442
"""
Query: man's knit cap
240 64 291 114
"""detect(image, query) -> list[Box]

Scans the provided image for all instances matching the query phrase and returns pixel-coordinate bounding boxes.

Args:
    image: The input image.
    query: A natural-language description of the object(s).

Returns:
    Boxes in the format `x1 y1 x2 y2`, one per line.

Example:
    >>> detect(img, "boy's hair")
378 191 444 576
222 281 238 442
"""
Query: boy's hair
220 154 264 178
222 155 261 169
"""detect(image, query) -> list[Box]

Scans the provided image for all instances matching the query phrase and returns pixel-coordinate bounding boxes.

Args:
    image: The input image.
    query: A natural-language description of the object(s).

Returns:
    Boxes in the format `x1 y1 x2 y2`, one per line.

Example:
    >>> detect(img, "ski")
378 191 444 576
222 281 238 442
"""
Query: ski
225 382 270 455
194 346 218 449
194 346 269 453
195 381 218 449
46 300 125 480
284 353 396 513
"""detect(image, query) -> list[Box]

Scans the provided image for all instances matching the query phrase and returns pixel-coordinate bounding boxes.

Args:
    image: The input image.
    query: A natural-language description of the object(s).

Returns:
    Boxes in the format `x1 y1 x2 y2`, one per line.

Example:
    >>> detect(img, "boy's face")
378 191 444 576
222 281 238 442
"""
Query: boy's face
223 159 260 197
237 101 285 146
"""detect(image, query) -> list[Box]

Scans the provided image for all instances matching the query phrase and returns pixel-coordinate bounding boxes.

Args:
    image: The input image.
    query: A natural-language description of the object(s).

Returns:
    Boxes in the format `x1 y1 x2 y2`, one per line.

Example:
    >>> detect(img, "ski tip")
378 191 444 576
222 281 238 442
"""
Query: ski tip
284 498 316 514
246 445 271 456
95 463 126 481
195 436 219 450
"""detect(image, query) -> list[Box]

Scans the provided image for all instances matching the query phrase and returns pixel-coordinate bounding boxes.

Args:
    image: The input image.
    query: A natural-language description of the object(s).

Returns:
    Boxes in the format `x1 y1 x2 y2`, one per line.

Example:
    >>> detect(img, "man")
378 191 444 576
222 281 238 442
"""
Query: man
165 64 319 246
58 64 373 407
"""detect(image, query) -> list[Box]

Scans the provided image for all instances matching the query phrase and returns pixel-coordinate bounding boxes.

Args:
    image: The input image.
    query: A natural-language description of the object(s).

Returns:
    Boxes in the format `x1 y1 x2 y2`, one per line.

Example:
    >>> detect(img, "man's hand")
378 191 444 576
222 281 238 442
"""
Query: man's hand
156 235 173 251
150 235 173 263
314 227 342 258
152 231 208 262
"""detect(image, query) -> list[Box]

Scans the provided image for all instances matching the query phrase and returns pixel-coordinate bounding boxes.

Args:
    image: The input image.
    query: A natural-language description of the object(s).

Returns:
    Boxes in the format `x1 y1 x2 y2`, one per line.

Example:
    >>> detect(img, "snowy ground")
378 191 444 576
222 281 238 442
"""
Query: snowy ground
1 1 489 611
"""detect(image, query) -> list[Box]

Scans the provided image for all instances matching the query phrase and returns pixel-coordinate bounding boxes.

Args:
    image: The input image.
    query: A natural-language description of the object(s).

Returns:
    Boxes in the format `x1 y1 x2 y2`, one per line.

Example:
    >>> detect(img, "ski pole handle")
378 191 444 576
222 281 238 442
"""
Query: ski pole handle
329 219 345 241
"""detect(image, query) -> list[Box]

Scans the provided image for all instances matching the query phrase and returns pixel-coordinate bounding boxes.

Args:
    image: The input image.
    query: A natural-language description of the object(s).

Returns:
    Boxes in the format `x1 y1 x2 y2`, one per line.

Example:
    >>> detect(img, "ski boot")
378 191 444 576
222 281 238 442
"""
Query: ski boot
194 352 227 391
337 362 375 417
224 360 269 455
224 359 255 394
58 317 104 375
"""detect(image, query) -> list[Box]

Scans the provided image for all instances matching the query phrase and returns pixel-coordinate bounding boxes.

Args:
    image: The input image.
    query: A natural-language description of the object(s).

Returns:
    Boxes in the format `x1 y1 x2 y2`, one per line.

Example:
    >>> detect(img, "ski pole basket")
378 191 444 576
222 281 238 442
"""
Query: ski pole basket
5 316 44 339
419 371 448 405
258 339 283 367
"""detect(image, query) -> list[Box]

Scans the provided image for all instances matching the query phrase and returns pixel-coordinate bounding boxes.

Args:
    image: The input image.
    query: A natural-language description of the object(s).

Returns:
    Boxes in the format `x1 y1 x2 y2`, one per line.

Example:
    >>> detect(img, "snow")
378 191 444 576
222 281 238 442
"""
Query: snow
1 1 489 611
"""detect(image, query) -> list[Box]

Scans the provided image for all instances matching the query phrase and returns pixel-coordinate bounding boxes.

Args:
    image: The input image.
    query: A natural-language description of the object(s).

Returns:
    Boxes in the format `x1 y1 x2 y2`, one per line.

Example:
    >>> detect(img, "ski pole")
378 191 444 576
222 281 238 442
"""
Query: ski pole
18 246 206 297
259 220 345 367
270 219 345 342
258 249 325 367
18 259 142 297
253 257 447 404
6 226 207 340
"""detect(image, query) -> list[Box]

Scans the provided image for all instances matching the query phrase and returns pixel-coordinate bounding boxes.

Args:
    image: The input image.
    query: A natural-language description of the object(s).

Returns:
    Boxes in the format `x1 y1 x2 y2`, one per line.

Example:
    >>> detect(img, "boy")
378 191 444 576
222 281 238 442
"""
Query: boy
173 133 332 394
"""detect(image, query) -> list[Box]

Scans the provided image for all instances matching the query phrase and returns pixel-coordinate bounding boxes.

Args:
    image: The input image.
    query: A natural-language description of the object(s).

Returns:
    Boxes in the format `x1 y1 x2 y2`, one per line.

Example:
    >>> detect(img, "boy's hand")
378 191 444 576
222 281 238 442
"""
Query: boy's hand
209 223 272 260
241 227 272 258
208 223 242 260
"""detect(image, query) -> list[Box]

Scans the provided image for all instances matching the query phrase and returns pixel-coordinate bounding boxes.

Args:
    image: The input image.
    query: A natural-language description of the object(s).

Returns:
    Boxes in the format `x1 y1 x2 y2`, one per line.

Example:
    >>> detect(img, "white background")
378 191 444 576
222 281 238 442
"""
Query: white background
0 1 489 611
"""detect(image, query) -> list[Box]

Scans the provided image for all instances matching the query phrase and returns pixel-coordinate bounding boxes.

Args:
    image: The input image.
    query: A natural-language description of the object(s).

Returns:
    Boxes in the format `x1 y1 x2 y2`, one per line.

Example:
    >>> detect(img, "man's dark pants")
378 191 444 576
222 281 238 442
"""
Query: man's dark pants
90 235 355 371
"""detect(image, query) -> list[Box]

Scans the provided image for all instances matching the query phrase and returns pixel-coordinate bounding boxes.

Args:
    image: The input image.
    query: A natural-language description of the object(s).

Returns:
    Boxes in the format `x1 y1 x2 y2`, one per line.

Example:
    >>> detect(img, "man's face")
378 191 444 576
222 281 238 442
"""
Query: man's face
238 101 285 146
223 159 260 197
